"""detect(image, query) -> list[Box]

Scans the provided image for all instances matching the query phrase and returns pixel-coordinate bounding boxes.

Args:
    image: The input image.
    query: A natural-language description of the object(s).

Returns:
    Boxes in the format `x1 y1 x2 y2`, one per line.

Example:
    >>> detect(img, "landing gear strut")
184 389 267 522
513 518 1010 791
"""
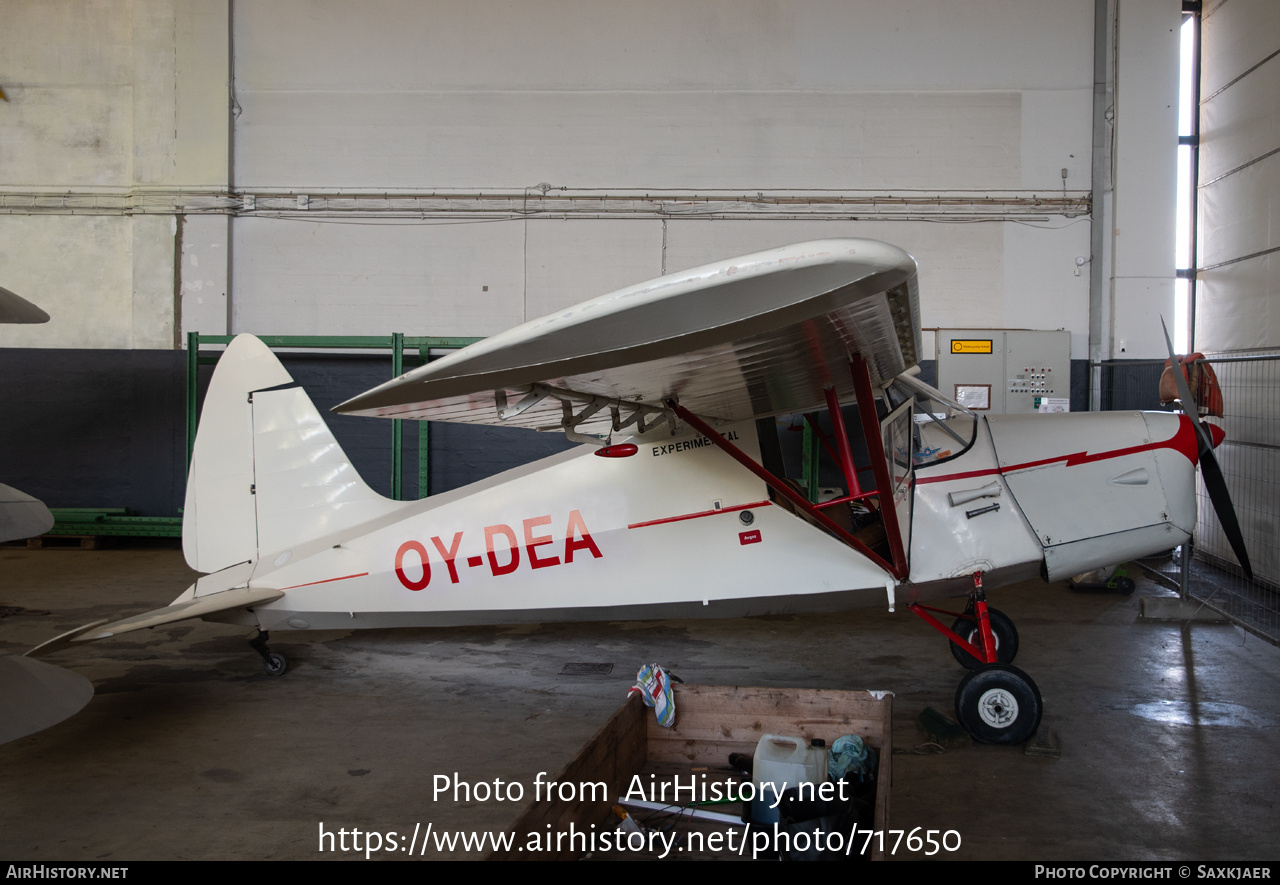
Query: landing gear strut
909 572 1042 745
249 630 288 677
947 604 1018 670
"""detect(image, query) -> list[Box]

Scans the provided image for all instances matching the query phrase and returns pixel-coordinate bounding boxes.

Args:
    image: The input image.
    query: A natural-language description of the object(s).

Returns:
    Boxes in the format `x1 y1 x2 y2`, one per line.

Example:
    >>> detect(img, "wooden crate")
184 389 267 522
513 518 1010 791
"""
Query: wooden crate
493 684 891 860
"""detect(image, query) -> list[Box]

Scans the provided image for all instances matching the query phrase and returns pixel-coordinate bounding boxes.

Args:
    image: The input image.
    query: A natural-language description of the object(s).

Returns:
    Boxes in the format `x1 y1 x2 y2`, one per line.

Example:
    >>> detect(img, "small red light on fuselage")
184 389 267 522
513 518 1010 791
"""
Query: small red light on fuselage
594 443 639 458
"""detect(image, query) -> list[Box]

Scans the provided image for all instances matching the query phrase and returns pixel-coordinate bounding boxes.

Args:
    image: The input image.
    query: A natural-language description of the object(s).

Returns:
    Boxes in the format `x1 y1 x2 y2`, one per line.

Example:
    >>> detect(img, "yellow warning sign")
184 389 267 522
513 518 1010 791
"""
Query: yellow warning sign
951 339 993 354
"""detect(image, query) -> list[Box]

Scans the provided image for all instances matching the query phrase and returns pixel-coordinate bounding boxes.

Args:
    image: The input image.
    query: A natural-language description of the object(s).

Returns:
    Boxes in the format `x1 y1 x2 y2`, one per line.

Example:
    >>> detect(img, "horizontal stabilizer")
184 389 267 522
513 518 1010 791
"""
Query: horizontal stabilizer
25 619 110 658
38 587 285 645
0 655 94 745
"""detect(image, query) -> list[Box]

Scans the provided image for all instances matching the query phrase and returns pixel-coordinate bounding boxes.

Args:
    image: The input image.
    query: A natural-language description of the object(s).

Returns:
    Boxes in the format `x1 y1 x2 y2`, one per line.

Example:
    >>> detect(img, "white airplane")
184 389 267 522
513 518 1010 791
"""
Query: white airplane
21 239 1248 746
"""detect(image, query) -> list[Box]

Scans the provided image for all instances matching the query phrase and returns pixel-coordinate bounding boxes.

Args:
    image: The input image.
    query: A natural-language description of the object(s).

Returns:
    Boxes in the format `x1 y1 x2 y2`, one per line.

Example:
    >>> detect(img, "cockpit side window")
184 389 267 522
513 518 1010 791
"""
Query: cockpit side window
889 376 978 468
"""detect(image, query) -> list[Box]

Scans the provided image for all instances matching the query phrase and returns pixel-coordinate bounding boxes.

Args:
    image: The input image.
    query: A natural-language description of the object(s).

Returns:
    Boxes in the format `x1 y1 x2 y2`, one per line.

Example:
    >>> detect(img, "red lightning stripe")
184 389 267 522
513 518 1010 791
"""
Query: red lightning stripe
916 414 1200 486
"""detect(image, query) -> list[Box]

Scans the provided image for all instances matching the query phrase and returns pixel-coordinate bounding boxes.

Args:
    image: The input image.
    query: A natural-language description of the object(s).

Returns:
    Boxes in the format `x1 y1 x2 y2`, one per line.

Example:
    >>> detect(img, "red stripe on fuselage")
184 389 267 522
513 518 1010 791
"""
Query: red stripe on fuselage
916 414 1200 486
278 572 369 591
628 500 772 530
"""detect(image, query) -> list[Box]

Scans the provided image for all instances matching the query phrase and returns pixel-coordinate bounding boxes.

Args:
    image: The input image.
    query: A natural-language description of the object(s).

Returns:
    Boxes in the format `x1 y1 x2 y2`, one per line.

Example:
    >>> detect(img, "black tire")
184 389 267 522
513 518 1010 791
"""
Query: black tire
954 664 1042 745
949 607 1019 669
1115 577 1136 595
264 652 288 677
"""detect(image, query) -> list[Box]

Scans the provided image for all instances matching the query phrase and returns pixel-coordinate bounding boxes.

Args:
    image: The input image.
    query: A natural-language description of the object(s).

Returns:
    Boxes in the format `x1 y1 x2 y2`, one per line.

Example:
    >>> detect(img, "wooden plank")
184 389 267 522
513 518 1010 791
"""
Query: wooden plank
493 693 647 860
651 714 886 741
26 535 102 550
872 694 892 862
650 684 889 725
647 685 888 766
658 684 888 715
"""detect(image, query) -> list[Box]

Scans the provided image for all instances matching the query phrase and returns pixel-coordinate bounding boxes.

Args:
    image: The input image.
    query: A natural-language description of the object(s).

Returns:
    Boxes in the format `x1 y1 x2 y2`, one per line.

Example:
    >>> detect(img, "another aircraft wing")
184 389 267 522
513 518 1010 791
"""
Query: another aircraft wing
0 483 55 544
0 655 94 745
0 287 50 324
335 239 919 438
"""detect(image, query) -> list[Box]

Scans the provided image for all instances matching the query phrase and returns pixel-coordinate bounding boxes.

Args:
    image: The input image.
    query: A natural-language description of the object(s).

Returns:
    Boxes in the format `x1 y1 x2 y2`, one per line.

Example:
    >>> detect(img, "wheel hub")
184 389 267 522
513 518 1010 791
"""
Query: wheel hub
977 687 1019 728
964 624 999 651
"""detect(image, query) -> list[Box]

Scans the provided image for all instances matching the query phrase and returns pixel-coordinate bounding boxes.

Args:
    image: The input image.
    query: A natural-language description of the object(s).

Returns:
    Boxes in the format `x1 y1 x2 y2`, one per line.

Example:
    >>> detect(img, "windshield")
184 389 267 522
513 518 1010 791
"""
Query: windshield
889 374 978 468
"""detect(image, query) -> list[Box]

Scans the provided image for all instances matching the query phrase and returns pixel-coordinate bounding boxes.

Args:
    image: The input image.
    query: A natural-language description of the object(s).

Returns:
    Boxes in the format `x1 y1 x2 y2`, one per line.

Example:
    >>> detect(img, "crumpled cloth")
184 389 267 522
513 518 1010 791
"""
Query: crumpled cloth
629 663 676 728
829 733 877 783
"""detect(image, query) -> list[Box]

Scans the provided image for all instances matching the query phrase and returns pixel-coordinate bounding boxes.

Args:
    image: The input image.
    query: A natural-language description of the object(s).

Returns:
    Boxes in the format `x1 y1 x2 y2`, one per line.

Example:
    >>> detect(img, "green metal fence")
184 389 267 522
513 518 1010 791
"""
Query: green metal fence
41 332 480 540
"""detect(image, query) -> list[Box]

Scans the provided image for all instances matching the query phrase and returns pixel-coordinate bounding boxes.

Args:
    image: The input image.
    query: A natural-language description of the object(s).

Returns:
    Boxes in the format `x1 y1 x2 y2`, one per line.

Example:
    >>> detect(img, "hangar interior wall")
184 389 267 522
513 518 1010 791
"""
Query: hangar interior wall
0 0 1184 513
225 0 1099 358
1192 0 1280 589
1197 0 1280 350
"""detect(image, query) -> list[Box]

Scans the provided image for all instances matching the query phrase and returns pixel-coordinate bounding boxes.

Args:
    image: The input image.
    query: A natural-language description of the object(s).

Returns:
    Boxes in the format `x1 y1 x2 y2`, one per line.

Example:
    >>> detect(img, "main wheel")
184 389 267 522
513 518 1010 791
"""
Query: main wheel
263 652 288 677
954 663 1042 745
949 607 1019 669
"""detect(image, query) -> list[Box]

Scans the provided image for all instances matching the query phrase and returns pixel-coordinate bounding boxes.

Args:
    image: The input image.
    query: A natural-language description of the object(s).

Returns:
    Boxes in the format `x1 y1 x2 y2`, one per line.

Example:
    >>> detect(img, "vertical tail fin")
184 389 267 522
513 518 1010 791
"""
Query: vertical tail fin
183 335 289 572
183 335 403 575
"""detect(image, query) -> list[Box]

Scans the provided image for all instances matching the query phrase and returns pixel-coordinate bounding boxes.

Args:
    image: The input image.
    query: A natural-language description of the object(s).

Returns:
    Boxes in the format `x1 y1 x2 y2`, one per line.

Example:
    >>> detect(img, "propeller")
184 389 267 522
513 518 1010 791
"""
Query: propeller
1161 319 1252 579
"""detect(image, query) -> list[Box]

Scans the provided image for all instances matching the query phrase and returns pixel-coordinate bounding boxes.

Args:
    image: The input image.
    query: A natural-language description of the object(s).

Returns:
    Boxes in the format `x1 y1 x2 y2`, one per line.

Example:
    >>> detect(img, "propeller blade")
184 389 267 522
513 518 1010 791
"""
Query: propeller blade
1160 317 1253 579
1197 443 1254 580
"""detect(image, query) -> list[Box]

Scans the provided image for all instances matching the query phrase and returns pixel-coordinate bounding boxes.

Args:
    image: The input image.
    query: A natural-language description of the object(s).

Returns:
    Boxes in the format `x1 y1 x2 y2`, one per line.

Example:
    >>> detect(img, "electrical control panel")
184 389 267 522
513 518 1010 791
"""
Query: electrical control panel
934 329 1071 415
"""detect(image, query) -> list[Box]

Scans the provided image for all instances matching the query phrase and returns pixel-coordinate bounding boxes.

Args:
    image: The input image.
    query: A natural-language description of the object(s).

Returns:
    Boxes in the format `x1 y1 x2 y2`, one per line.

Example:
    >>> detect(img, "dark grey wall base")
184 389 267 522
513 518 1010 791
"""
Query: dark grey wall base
1 349 187 516
1 349 576 517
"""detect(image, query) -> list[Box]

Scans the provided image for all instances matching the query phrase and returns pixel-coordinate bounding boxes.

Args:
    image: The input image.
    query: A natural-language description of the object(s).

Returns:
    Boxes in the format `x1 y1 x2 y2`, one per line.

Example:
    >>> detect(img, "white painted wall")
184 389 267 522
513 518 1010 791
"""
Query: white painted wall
231 0 1066 193
0 0 1181 367
232 217 526 337
226 0 1096 355
0 0 229 349
180 215 230 336
1106 0 1181 360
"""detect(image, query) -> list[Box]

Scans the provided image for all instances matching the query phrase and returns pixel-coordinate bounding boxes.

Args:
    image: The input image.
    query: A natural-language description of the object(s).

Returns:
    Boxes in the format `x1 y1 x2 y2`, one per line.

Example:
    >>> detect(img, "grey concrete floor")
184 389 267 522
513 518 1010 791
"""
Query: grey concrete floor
1 542 1278 861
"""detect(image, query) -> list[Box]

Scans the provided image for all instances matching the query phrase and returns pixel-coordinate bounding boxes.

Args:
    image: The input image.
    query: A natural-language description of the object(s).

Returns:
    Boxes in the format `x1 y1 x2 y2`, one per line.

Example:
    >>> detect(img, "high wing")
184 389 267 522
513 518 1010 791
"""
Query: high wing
335 239 919 438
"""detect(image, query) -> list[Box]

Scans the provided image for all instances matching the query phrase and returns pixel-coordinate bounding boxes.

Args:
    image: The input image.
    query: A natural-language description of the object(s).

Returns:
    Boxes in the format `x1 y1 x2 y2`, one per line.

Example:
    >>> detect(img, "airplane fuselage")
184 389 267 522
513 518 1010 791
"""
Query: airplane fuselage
193 407 1197 633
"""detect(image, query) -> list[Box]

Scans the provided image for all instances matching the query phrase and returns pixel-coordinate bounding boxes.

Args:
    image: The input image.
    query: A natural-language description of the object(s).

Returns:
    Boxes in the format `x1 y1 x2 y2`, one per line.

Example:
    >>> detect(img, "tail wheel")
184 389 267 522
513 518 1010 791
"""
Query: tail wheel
250 631 288 677
954 663 1042 745
264 652 288 677
949 607 1019 670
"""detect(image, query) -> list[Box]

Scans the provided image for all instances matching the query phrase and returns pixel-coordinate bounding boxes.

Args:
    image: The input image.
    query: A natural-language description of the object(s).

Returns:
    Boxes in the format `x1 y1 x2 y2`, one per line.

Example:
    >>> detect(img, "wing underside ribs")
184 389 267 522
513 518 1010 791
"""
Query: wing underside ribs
494 383 675 443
